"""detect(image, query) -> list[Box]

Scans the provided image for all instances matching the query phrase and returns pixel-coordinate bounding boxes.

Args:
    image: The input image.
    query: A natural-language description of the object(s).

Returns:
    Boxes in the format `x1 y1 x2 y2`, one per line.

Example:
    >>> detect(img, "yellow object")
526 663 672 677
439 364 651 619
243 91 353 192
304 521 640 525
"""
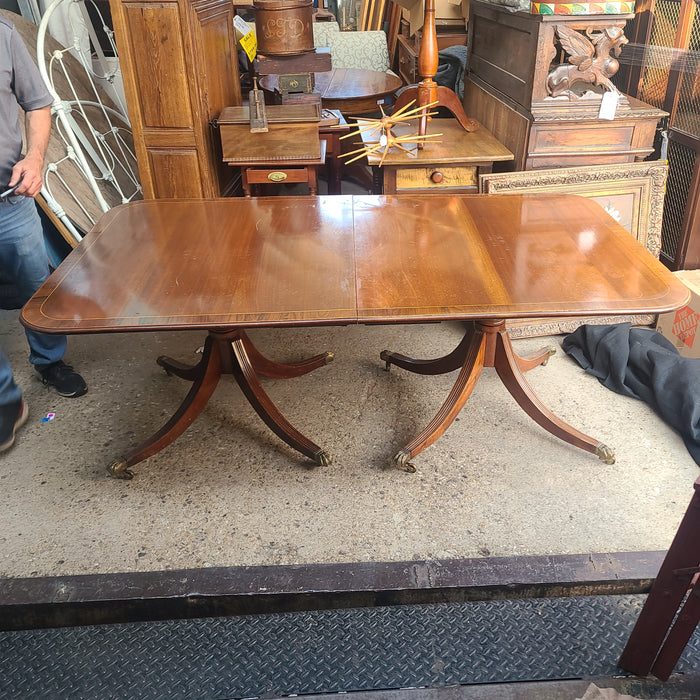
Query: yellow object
233 15 257 61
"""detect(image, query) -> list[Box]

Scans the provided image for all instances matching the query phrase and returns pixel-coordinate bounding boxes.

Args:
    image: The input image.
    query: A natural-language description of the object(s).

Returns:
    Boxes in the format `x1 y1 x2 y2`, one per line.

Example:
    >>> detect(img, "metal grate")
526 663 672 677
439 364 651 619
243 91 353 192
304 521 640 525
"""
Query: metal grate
672 4 700 137
1 595 700 699
638 0 681 108
662 137 697 263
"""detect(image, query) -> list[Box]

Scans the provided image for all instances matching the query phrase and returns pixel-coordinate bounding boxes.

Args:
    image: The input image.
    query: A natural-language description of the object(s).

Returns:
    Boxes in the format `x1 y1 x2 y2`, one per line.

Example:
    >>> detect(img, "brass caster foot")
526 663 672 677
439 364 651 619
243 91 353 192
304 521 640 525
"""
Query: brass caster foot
393 450 417 473
324 352 335 365
595 443 615 465
541 345 557 366
107 458 134 479
314 450 333 466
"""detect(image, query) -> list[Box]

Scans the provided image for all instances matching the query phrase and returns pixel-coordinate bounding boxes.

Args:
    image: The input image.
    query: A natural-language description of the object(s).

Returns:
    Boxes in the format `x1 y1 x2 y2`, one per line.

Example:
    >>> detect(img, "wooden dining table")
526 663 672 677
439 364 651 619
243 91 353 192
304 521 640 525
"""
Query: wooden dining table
20 194 690 478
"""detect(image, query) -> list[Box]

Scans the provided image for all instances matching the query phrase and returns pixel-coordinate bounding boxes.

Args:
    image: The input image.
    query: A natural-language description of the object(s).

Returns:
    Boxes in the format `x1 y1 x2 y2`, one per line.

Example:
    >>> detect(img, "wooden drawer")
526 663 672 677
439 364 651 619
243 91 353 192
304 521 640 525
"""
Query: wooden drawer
529 122 636 155
395 165 478 190
244 166 315 185
397 35 418 85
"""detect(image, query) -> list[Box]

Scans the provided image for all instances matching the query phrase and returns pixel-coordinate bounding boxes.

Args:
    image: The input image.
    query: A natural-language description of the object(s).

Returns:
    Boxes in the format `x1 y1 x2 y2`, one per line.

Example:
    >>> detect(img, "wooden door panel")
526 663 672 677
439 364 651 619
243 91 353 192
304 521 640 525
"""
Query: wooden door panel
189 0 242 194
189 0 242 121
123 2 194 128
149 149 205 198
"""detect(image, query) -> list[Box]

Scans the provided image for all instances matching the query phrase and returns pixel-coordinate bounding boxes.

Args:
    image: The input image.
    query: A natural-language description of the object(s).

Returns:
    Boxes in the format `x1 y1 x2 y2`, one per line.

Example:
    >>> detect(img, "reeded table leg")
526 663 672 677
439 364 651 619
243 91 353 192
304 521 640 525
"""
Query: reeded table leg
384 319 614 472
240 330 334 378
108 329 333 479
391 328 486 473
381 322 475 375
493 324 614 464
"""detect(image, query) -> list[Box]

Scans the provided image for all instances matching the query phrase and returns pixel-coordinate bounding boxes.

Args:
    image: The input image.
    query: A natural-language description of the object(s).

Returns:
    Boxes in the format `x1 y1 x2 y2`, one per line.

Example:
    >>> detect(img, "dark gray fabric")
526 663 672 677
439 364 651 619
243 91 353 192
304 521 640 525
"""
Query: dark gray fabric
0 15 52 189
562 323 700 466
435 45 467 100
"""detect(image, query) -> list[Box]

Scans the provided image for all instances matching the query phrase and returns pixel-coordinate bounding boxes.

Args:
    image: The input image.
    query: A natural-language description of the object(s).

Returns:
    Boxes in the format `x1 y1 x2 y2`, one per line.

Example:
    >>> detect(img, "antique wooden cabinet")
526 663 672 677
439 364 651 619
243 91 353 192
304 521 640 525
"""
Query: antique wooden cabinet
464 0 667 171
109 0 242 198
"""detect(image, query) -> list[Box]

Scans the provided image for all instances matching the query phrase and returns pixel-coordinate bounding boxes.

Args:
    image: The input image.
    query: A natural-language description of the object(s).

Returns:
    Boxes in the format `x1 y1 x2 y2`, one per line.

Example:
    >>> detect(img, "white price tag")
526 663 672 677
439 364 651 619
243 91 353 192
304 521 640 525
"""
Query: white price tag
598 90 619 120
233 15 251 37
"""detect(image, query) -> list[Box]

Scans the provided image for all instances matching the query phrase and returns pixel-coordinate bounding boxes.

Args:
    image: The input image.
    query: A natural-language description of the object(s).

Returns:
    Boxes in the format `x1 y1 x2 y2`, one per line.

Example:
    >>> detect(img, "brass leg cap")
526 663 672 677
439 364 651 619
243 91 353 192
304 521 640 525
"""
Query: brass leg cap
379 350 393 371
595 443 615 465
314 450 333 466
107 459 134 479
393 450 417 473
542 345 557 366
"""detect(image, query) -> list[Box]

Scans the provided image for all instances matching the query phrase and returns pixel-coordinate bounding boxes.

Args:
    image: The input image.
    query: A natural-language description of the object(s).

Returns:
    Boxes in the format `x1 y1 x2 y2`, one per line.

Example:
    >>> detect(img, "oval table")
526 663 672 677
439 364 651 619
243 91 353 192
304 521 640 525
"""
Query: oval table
261 68 403 116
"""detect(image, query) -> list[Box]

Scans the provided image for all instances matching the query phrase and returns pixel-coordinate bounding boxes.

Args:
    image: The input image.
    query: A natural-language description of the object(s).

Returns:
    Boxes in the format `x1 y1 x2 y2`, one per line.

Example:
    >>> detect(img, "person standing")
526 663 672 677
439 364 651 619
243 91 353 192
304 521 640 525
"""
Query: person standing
0 14 87 453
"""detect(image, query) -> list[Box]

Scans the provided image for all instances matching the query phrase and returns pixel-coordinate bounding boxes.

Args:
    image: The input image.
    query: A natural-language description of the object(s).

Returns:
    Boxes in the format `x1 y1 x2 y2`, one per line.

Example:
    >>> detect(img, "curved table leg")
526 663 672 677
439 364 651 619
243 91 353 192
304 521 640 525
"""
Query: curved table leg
493 327 614 464
156 331 334 381
391 86 479 134
108 336 223 479
380 323 475 375
392 328 486 472
385 320 614 472
109 329 332 478
514 344 557 373
240 330 335 379
231 335 332 466
156 354 204 381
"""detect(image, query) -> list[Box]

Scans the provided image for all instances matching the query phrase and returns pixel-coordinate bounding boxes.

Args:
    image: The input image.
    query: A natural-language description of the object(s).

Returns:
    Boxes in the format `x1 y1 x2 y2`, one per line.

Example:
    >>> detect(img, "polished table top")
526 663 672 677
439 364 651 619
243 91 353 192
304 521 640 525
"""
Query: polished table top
21 193 691 477
21 194 689 335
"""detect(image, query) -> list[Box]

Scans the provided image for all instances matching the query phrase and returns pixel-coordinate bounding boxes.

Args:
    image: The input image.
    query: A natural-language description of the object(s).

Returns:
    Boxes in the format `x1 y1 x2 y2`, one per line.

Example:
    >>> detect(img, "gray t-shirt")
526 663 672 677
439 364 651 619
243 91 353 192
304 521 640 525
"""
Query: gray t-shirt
0 15 52 189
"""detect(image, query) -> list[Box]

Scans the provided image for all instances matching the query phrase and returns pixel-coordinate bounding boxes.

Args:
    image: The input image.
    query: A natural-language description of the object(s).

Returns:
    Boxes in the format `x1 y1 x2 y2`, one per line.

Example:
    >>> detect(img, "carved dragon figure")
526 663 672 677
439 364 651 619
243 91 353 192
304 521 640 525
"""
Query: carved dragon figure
546 24 629 98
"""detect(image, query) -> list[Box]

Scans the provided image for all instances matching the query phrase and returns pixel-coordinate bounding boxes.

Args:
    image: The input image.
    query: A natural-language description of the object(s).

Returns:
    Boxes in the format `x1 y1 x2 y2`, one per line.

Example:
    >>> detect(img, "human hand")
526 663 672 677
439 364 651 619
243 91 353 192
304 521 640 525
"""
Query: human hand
9 154 43 198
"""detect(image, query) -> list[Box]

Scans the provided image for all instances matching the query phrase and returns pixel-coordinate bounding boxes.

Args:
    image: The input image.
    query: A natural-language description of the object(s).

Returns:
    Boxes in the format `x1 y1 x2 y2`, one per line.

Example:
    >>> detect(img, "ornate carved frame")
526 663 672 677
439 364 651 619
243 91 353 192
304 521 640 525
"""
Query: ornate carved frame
479 160 669 338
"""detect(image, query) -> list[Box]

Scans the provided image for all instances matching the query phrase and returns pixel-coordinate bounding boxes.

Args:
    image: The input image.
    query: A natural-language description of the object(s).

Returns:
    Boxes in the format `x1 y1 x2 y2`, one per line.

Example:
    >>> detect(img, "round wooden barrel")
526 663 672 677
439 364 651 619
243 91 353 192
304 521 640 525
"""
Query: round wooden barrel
253 0 314 56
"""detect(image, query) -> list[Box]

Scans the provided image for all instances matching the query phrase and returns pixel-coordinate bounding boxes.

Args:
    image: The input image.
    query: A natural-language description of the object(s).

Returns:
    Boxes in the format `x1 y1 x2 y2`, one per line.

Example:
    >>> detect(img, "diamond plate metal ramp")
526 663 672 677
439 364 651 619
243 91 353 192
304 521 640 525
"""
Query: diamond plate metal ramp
2 594 700 699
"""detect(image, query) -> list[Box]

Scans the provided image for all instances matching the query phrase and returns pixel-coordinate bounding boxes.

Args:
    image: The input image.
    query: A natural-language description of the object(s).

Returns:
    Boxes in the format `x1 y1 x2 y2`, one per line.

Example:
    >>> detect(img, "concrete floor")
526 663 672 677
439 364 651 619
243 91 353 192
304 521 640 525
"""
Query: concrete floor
1 310 698 580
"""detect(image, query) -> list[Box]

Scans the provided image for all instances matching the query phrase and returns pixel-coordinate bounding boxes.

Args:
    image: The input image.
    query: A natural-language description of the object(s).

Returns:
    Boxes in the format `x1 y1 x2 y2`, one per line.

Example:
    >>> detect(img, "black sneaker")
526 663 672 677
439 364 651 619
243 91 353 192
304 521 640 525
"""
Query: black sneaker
0 400 28 452
37 361 87 397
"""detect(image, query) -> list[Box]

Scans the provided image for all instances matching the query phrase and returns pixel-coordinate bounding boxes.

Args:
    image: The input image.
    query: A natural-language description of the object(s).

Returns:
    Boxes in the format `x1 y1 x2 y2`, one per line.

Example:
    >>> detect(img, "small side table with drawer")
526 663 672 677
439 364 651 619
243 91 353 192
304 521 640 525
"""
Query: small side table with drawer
229 141 327 197
360 117 513 195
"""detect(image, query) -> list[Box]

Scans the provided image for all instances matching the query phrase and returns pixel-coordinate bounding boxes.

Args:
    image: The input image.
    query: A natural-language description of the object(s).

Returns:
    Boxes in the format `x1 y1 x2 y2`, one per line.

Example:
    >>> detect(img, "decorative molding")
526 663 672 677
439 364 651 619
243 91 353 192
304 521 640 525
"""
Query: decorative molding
531 105 667 121
507 314 656 339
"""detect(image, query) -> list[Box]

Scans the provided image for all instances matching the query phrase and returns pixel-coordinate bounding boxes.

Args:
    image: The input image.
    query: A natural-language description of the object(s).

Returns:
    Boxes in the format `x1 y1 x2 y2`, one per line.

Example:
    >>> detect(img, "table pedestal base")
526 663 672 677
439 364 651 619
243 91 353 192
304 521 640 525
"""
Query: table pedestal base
107 329 334 479
381 320 615 472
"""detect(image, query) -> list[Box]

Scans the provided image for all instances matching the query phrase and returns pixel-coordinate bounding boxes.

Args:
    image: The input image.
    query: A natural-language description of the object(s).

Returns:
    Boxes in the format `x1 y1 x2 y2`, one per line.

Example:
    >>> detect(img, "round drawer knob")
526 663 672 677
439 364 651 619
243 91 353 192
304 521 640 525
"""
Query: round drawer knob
430 171 443 183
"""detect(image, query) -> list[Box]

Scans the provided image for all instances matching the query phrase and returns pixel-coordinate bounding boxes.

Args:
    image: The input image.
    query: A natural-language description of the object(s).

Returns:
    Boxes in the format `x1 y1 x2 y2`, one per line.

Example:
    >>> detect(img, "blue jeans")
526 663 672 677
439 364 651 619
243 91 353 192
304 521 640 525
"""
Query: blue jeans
0 195 66 405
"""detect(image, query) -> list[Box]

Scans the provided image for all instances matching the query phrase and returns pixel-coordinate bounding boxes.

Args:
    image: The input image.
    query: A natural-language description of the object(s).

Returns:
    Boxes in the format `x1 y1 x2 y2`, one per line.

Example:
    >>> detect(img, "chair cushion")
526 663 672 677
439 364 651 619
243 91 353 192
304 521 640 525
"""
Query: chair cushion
326 30 390 72
312 21 340 48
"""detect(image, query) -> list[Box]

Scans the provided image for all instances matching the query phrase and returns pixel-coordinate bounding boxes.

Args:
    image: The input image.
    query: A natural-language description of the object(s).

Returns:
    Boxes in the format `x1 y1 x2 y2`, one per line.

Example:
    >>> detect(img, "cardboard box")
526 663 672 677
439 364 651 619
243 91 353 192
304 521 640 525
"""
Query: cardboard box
397 0 468 35
656 270 700 358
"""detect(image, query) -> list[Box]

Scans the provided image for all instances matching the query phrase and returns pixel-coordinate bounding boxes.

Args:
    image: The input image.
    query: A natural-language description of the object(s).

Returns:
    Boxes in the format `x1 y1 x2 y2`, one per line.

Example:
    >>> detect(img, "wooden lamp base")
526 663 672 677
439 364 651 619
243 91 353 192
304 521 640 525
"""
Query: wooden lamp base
392 0 478 142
